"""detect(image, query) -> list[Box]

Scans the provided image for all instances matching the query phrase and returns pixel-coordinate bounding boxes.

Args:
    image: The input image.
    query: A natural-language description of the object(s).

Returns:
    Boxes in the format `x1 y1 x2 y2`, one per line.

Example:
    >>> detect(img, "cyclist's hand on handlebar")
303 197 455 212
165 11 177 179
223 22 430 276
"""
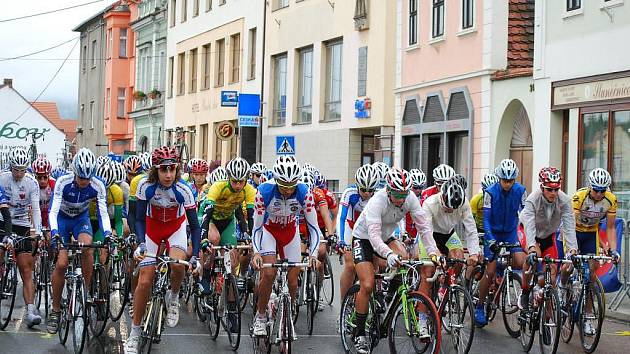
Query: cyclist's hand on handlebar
467 253 480 266
251 252 263 270
608 249 621 264
189 256 201 274
527 251 538 265
200 239 211 252
387 253 402 268
335 241 349 255
308 256 320 269
134 243 147 261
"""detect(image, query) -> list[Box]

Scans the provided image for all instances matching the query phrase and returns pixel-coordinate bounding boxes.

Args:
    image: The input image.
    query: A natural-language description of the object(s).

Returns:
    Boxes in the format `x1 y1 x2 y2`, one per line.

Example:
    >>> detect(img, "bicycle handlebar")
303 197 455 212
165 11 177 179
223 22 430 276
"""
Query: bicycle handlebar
142 253 192 267
207 244 252 251
261 262 310 269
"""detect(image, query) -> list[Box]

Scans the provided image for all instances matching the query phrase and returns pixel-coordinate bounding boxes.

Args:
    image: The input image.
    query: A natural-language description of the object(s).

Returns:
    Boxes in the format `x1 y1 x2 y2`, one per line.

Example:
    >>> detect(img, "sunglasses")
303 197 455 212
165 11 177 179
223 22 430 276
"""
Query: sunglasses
230 178 246 184
12 168 27 173
412 185 423 190
359 188 375 193
501 179 515 183
253 173 261 177
35 174 49 180
389 190 409 200
158 165 177 173
592 187 607 193
543 186 560 192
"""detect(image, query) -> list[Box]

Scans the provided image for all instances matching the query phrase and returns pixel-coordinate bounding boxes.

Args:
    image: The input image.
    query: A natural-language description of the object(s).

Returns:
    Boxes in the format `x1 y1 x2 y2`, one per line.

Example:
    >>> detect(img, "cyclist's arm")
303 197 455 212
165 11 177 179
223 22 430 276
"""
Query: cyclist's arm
95 181 113 238
319 202 333 238
246 207 254 235
128 199 136 234
0 204 12 235
365 199 392 258
520 199 537 251
29 179 42 234
409 198 438 256
560 196 578 253
114 205 123 237
135 199 147 244
460 202 481 255
234 205 248 235
303 191 322 256
336 189 351 244
606 212 618 253
251 190 265 254
482 192 494 242
186 207 201 256
200 202 214 239
48 179 63 236
243 185 256 235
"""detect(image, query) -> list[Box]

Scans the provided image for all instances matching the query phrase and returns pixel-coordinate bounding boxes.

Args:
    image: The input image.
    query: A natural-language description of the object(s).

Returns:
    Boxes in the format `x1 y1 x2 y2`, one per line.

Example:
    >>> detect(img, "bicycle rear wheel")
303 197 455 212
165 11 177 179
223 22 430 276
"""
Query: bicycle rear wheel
0 261 17 330
501 271 522 338
560 285 574 343
279 294 293 354
388 291 441 354
444 284 475 354
538 288 561 354
89 265 109 337
58 284 70 345
306 268 317 335
109 257 129 321
139 297 162 354
224 274 242 350
320 255 334 306
71 279 88 354
578 282 604 354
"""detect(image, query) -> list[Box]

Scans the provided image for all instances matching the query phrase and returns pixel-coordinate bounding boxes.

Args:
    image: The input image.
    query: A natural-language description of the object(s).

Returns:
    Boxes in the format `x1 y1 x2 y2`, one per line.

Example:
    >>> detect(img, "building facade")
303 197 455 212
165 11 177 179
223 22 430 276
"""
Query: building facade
165 0 264 163
261 0 397 190
533 0 630 219
129 0 168 152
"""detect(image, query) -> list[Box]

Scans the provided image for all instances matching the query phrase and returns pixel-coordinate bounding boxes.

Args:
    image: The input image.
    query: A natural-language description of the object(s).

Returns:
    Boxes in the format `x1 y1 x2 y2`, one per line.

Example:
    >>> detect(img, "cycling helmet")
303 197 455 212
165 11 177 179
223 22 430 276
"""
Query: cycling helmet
124 155 143 174
355 164 379 191
273 155 302 186
495 159 519 180
189 158 209 174
451 174 468 191
140 152 152 170
372 161 390 181
258 173 268 184
481 173 499 191
251 162 267 175
96 162 116 187
96 155 111 168
113 162 126 184
226 157 251 180
409 169 427 189
32 157 53 175
441 179 465 209
51 167 68 180
432 164 455 184
588 168 611 189
538 167 562 189
9 147 29 168
151 146 178 166
209 166 228 184
302 163 317 175
73 148 97 179
301 173 315 190
263 169 275 181
385 167 411 191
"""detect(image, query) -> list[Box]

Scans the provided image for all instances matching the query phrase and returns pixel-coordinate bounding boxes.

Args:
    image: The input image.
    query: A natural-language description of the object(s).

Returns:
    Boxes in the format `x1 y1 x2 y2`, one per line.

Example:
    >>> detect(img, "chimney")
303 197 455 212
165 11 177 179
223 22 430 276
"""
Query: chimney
3 79 12 88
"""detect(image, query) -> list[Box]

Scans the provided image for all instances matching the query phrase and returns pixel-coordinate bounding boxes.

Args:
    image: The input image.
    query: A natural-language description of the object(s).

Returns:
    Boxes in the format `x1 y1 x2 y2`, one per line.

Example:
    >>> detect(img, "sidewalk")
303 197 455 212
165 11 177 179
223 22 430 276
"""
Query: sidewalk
605 289 630 323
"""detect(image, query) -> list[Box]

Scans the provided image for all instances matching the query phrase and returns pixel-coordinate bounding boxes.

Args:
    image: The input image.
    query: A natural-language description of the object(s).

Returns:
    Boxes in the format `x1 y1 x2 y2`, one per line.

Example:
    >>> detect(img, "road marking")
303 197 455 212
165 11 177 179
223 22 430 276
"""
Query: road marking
161 333 340 338
610 330 630 336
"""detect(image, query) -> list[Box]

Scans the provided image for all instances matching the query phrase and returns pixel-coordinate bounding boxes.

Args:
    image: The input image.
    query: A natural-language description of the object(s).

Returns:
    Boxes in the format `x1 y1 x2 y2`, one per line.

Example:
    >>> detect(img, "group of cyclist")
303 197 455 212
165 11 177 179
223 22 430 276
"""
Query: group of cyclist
0 142 621 354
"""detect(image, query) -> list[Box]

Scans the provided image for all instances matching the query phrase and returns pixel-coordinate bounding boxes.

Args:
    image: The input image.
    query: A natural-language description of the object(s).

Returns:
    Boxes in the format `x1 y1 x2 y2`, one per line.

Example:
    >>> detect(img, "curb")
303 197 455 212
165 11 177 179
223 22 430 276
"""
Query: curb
606 309 630 324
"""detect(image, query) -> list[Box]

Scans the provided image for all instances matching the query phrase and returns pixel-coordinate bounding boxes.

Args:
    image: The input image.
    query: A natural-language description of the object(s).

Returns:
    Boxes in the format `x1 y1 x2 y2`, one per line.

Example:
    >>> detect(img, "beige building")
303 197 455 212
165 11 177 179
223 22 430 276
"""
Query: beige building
261 0 397 190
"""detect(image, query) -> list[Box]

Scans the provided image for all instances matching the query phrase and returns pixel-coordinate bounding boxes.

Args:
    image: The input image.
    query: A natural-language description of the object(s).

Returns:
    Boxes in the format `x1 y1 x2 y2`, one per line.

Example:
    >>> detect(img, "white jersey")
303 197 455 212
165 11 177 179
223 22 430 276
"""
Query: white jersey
352 189 437 258
0 171 42 232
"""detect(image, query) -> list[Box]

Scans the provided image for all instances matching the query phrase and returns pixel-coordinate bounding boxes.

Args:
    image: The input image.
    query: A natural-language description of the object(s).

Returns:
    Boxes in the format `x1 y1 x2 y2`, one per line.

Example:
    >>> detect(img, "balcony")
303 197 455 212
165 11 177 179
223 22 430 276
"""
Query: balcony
354 0 369 31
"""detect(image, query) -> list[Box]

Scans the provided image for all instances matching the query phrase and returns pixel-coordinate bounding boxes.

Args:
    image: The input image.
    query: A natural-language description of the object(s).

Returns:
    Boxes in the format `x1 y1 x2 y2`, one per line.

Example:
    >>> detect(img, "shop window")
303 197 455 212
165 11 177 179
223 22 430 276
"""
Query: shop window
448 132 469 180
580 112 609 187
404 136 421 170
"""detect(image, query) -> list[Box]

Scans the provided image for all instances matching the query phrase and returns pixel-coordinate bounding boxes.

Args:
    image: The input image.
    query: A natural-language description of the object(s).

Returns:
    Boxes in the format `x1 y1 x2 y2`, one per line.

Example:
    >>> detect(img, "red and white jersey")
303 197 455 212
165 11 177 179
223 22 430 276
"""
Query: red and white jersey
39 178 55 228
136 178 196 224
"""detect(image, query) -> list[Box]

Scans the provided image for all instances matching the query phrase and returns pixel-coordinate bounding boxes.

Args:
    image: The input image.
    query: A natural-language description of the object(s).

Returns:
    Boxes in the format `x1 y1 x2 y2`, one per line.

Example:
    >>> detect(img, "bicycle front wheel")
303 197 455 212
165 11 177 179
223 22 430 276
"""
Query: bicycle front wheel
560 285 575 343
139 297 162 354
224 274 241 350
501 271 522 338
388 291 441 354
71 279 88 354
89 265 109 337
306 268 317 336
538 288 561 354
109 257 129 321
0 261 17 330
320 255 335 306
58 283 70 345
279 294 293 354
578 282 605 354
444 284 475 354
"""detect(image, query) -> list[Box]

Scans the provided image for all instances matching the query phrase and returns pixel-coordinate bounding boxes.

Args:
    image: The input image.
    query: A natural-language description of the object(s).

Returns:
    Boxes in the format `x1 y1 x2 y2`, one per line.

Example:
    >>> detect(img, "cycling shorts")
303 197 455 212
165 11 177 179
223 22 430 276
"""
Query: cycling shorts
139 219 188 267
352 238 395 264
209 217 237 246
57 213 93 244
258 225 301 263
434 231 463 255
535 235 559 259
484 230 523 262
8 225 35 255
576 231 598 255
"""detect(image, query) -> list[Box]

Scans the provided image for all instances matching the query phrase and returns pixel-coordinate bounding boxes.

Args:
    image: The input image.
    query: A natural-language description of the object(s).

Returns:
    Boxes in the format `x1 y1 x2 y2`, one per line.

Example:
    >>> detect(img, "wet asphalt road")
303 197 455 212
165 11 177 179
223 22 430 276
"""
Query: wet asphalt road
0 260 628 354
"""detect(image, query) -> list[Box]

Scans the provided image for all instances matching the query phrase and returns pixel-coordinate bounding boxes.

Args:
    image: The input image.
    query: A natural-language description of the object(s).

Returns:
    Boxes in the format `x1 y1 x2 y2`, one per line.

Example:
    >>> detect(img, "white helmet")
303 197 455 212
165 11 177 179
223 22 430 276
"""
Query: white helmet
385 167 411 191
209 166 228 184
301 173 315 190
112 162 126 184
251 162 267 175
302 163 317 175
432 164 455 184
372 161 390 181
409 169 427 189
96 155 111 169
96 162 116 187
73 148 97 179
355 164 379 191
495 159 519 180
451 174 468 191
441 179 465 209
589 168 611 189
273 155 302 186
140 152 152 170
481 173 499 191
9 147 29 168
226 157 250 180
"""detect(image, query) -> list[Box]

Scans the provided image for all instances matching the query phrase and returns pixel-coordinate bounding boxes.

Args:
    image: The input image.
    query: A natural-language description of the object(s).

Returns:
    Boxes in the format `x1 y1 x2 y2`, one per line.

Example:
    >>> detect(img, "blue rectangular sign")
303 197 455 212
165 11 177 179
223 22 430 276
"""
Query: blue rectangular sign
221 91 238 107
276 136 295 155
238 93 261 116
239 116 260 127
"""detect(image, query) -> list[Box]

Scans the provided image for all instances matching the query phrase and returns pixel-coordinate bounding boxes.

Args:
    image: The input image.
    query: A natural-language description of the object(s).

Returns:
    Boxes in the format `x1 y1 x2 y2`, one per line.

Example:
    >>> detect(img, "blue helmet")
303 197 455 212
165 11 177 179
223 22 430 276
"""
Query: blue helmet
72 148 97 179
495 159 519 180
51 167 68 180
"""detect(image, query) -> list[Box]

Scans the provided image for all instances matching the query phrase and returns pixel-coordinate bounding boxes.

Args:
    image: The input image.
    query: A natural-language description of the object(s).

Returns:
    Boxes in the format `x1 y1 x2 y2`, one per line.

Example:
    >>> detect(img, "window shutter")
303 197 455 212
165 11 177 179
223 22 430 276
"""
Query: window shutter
402 99 421 125
423 95 444 122
446 92 469 120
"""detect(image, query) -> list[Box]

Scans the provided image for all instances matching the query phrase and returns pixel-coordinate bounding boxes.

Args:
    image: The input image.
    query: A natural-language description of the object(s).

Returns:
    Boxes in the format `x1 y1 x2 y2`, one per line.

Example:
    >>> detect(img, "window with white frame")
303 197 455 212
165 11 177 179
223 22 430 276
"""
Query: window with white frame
297 47 313 124
206 0 212 11
432 0 445 38
119 28 128 58
189 48 198 92
230 33 240 83
181 0 188 22
274 0 288 10
272 54 287 126
157 42 166 91
567 0 581 11
117 88 126 117
82 45 87 72
409 0 418 45
168 56 174 97
215 39 225 87
91 40 97 67
170 0 176 26
193 0 199 16
248 28 257 80
325 40 343 122
178 53 185 94
462 0 474 29
202 43 211 89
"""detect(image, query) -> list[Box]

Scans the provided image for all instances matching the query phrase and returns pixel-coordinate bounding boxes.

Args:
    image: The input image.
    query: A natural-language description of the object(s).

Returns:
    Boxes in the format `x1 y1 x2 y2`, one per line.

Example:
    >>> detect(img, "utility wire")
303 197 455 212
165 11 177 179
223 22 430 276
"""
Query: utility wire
0 0 106 23
11 38 79 123
0 37 78 62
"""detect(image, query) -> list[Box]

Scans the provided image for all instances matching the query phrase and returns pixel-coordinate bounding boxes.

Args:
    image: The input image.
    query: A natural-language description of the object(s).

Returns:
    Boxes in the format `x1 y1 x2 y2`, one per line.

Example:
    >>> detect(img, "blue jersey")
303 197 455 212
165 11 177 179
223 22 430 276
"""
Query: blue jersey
0 185 8 204
483 182 527 240
336 185 370 245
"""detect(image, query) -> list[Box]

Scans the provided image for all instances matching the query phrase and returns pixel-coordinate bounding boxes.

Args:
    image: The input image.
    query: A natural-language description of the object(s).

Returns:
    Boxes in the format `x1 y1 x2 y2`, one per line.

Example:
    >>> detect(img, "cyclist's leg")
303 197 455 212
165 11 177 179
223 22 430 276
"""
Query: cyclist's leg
417 238 436 298
255 227 279 317
352 238 375 338
340 250 356 306
51 218 73 312
167 221 189 294
76 217 95 292
282 229 303 301
446 233 465 275
14 226 36 306
219 217 239 272
577 231 598 313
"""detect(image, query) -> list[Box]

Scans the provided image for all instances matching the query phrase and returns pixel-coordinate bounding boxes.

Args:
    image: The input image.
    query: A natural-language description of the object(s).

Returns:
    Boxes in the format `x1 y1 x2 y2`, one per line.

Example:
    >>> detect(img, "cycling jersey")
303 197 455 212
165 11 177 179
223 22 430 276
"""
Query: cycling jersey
0 171 42 233
469 192 484 232
49 173 112 240
89 184 124 218
299 187 328 234
252 181 322 258
204 180 256 220
129 173 146 201
353 189 437 258
420 185 439 206
572 187 617 232
322 188 338 211
39 178 56 228
190 182 210 205
118 180 130 217
519 188 577 251
422 192 481 255
0 185 8 204
336 185 369 245
483 182 527 237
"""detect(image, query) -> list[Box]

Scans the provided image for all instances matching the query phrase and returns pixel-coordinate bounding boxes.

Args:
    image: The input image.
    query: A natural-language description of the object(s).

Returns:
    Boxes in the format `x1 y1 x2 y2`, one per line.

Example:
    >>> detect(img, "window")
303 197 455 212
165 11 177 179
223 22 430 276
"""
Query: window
106 88 111 118
177 53 185 95
91 40 97 67
432 0 445 38
189 48 198 92
272 54 287 126
200 124 208 160
297 47 313 124
409 0 418 45
206 0 212 12
462 0 474 29
230 33 240 83
138 46 152 92
119 28 128 58
157 43 166 91
567 0 581 11
219 0 226 5
90 101 95 129
181 0 188 22
404 136 420 170
193 0 199 16
117 88 126 118
215 39 225 87
357 46 367 97
274 0 289 10
202 44 211 89
168 56 174 97
107 29 112 58
325 40 343 122
170 0 176 27
248 28 256 80
82 45 87 72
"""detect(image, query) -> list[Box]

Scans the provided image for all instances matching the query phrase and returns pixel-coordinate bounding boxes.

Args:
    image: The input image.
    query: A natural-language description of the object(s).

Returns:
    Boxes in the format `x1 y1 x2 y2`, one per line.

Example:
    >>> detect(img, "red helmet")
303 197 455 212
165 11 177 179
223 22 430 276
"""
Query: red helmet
32 158 52 175
189 158 209 174
539 167 562 188
151 146 179 166
124 155 143 174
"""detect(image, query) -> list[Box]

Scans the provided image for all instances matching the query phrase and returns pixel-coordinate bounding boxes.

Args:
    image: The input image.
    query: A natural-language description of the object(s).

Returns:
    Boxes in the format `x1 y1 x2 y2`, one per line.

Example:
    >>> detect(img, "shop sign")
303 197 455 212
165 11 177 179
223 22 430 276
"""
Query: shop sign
0 121 51 140
215 121 236 141
554 76 630 107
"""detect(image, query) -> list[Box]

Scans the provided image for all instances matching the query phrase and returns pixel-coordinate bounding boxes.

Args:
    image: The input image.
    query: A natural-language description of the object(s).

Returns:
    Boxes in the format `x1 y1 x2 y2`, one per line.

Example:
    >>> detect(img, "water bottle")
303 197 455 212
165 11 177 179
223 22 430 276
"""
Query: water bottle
268 293 278 317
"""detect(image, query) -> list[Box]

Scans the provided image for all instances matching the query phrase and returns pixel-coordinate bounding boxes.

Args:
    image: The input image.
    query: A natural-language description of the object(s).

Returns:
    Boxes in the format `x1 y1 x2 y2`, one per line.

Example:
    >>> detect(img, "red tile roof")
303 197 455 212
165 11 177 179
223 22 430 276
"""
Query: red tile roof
492 0 535 81
30 102 78 140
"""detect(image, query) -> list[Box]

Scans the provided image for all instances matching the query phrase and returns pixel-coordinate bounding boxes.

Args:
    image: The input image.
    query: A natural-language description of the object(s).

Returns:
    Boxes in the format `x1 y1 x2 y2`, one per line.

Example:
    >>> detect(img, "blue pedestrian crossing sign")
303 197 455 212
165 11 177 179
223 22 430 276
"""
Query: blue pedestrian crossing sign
276 136 295 155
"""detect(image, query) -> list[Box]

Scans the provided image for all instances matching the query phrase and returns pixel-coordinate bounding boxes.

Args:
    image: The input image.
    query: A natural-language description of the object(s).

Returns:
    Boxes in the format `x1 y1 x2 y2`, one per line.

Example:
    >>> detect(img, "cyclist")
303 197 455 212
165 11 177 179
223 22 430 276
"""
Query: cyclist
47 148 112 333
124 155 143 184
128 153 150 235
32 158 56 233
315 170 339 228
90 163 124 266
249 162 267 189
112 161 131 236
0 148 43 328
372 161 390 189
208 166 228 185
336 164 379 305
250 155 322 337
51 167 68 181
421 163 455 205
470 173 499 233
475 160 527 326
124 146 201 354
519 167 578 311
188 158 210 205
399 168 427 254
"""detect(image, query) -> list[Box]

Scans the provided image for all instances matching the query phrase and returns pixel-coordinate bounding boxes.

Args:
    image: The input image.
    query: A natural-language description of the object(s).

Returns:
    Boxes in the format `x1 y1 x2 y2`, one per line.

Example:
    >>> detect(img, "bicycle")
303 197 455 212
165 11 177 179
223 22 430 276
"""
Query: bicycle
251 260 310 354
560 254 611 354
318 239 335 307
340 260 441 354
165 127 195 165
519 255 571 354
57 241 108 354
34 228 52 320
467 242 523 337
108 234 135 321
294 251 319 335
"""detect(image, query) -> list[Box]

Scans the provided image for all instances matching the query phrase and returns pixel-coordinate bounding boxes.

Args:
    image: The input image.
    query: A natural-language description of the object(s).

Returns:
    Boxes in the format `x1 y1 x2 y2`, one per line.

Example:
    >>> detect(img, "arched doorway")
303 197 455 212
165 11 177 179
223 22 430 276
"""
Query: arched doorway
496 100 533 191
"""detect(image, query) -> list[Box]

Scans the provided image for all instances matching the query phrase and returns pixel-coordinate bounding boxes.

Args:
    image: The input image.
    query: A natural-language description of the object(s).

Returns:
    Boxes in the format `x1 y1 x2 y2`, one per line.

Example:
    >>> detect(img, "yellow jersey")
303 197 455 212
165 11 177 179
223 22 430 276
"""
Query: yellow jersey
572 187 617 232
90 184 124 220
204 180 256 220
469 192 484 232
129 173 146 201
